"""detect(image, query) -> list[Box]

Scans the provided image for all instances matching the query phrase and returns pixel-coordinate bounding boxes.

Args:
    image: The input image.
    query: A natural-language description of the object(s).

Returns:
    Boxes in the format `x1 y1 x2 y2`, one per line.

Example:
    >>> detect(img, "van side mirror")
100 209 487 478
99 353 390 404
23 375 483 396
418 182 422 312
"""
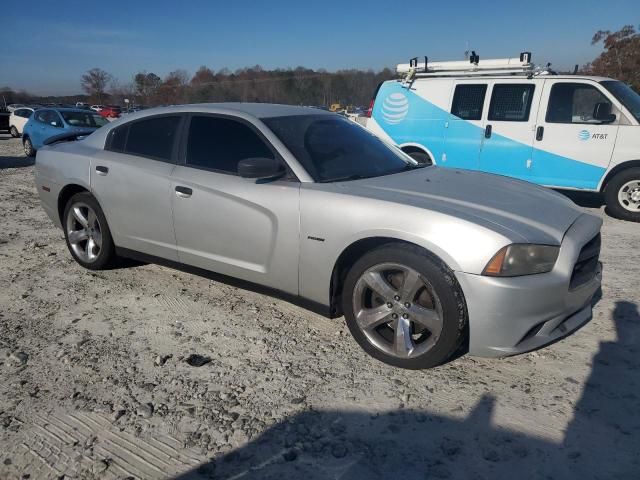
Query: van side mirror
593 102 616 123
237 157 285 180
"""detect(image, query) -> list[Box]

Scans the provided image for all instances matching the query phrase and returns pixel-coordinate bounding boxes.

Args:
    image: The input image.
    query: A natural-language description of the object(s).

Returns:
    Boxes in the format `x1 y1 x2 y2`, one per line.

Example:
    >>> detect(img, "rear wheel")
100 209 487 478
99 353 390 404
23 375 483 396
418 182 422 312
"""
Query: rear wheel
63 192 116 270
23 137 35 157
604 168 640 222
10 126 19 138
342 244 467 369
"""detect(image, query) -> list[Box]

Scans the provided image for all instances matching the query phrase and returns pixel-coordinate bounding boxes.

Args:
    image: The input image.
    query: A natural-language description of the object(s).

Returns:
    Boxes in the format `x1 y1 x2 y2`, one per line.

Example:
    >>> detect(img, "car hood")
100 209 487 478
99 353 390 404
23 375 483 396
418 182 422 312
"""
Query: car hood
331 167 586 244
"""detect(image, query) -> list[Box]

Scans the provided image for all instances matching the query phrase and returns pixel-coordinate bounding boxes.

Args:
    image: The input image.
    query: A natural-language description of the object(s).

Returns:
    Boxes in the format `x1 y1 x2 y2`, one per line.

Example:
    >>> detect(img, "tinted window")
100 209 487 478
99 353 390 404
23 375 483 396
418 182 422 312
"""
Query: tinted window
38 110 63 127
123 116 181 161
107 125 128 152
488 84 535 121
264 115 415 183
546 83 612 124
35 110 49 123
451 84 487 120
186 116 274 173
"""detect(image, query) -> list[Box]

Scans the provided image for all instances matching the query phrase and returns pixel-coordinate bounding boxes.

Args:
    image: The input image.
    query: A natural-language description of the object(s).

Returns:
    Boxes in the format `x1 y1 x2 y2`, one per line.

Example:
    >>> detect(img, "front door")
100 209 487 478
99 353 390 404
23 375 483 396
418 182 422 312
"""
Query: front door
530 80 619 189
478 80 540 181
32 110 64 147
171 114 300 295
442 82 488 170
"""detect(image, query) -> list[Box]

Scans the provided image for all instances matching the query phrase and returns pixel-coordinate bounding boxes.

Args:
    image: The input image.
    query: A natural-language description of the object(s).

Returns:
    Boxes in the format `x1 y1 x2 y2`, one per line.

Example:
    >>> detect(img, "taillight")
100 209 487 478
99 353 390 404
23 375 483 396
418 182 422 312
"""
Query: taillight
366 98 375 118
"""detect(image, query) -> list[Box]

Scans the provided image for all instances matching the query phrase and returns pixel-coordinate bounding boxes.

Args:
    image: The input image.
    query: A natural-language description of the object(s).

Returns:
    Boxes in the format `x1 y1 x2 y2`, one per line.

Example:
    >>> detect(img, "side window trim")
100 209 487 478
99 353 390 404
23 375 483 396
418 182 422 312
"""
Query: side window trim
179 112 298 181
104 114 185 164
487 84 536 122
450 83 488 121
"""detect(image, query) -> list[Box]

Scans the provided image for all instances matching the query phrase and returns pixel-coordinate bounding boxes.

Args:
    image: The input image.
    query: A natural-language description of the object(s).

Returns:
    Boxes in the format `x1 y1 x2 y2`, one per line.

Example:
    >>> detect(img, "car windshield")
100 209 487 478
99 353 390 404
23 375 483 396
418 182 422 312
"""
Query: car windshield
263 114 418 182
601 80 640 122
61 111 109 128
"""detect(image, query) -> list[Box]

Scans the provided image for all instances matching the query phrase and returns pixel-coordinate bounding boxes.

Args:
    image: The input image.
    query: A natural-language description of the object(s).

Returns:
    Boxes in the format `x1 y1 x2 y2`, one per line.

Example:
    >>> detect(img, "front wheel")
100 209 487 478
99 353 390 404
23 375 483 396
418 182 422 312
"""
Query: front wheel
63 192 117 270
342 244 467 369
604 168 640 222
23 137 36 157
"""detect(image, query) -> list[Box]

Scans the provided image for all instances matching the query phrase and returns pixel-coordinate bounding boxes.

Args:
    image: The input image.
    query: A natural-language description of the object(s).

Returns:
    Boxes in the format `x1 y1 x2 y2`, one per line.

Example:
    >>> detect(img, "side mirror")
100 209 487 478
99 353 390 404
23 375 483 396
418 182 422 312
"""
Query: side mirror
237 157 285 180
593 102 616 123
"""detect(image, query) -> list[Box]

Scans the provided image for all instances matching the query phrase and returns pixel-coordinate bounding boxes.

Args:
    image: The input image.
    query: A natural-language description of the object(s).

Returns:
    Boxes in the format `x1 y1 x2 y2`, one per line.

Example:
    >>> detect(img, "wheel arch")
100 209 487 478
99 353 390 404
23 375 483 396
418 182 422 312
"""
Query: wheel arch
328 236 457 318
398 143 435 164
600 160 640 191
57 184 90 224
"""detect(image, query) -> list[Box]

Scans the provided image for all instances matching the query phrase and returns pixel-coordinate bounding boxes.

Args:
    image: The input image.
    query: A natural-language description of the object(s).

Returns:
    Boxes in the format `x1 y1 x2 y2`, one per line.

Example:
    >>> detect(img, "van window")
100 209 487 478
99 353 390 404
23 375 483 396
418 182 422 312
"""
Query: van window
451 84 487 120
488 84 535 122
546 83 612 124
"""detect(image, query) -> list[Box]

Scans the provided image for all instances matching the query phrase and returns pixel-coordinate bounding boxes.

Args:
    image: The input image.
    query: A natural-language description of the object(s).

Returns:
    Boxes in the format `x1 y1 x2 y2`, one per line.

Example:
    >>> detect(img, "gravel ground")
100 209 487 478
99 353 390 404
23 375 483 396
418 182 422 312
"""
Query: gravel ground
0 134 639 479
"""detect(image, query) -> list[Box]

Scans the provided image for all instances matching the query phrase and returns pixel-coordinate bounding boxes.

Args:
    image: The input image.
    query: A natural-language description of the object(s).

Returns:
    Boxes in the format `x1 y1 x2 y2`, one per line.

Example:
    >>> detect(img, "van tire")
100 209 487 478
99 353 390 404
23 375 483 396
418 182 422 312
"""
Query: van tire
604 168 640 222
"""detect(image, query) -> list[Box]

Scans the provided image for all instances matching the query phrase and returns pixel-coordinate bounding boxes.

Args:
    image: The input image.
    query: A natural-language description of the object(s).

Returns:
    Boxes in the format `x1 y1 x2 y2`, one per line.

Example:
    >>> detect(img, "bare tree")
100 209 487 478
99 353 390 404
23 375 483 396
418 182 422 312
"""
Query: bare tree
80 68 112 104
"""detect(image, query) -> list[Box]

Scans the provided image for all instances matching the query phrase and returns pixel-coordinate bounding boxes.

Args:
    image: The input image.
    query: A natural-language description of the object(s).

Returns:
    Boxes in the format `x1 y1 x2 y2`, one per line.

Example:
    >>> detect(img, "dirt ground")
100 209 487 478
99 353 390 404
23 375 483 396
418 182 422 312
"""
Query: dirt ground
0 133 638 479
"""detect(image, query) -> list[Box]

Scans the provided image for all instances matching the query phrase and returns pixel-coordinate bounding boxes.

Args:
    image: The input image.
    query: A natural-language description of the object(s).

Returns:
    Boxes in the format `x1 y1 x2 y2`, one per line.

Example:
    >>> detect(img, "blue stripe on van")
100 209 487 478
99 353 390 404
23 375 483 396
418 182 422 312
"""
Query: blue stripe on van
372 82 606 190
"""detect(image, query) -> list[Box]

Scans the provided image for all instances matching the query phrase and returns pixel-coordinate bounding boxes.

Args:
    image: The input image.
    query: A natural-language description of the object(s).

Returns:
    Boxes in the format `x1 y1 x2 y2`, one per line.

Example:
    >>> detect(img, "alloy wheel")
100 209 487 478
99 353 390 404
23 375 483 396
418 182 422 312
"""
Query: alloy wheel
352 263 444 359
66 202 103 263
617 180 640 212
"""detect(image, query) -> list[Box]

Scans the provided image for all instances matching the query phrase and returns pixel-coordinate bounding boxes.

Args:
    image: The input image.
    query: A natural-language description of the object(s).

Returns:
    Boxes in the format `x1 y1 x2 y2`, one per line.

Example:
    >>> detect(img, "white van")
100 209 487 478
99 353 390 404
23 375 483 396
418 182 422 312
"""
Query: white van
367 53 640 222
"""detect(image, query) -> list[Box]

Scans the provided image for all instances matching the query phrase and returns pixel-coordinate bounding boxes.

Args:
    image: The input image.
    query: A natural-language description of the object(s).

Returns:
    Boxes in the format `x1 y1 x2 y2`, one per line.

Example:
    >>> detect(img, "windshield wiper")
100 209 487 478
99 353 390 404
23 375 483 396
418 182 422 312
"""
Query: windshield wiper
320 174 370 183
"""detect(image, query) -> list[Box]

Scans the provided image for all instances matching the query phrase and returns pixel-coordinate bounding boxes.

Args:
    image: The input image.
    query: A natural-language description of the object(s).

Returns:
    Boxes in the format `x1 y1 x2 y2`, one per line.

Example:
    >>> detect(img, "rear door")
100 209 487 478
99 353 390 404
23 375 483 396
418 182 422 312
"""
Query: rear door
530 80 619 189
170 114 300 294
442 82 488 170
478 80 540 180
91 115 183 260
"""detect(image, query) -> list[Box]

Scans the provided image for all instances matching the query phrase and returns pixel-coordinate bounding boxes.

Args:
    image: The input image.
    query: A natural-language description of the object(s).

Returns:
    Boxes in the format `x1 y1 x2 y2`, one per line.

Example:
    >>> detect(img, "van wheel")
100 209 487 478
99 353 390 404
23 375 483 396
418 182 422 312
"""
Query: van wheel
404 149 432 165
604 168 640 222
342 244 467 369
10 126 19 138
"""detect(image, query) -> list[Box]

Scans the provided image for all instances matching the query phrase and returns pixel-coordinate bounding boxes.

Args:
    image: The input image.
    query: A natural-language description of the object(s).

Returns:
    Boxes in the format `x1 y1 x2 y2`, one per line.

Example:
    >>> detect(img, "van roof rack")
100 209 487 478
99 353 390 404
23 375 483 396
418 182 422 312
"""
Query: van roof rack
397 52 535 81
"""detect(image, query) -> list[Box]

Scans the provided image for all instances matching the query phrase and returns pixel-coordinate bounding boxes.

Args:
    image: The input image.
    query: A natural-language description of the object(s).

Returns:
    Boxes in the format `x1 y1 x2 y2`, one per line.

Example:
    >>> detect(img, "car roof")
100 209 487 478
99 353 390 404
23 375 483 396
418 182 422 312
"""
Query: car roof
43 107 98 113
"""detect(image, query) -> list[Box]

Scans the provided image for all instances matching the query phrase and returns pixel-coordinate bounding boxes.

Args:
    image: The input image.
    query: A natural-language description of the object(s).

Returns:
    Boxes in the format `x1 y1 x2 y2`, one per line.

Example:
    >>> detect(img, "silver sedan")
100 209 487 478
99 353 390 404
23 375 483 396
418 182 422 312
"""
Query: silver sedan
34 104 602 369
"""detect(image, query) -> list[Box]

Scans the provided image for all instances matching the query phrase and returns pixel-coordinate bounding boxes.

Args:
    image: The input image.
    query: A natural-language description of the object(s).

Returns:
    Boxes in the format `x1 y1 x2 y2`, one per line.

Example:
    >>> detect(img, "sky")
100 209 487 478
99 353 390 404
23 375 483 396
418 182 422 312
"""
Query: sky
1 0 638 95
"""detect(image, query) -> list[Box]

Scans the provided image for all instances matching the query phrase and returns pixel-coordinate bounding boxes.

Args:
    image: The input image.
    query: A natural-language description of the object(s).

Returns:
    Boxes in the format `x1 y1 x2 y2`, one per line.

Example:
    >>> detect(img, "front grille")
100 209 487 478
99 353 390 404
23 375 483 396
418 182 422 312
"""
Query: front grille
570 233 601 290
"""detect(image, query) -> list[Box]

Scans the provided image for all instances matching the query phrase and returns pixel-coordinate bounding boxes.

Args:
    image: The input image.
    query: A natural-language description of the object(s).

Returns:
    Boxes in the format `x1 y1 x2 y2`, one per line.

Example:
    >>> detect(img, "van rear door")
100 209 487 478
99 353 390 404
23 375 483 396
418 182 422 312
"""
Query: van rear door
529 79 618 189
478 79 541 181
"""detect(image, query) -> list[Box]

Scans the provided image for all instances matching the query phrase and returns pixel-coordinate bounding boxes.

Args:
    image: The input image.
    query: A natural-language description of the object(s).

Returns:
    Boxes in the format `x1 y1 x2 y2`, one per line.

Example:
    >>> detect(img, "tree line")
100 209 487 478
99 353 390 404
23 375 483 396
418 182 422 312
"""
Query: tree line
2 25 638 108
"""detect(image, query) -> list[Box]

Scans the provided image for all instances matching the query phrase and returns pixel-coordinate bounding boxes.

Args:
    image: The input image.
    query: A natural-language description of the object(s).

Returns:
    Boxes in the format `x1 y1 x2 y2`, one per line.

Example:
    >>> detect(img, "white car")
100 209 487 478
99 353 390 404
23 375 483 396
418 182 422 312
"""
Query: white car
90 105 104 112
6 103 26 113
9 107 34 137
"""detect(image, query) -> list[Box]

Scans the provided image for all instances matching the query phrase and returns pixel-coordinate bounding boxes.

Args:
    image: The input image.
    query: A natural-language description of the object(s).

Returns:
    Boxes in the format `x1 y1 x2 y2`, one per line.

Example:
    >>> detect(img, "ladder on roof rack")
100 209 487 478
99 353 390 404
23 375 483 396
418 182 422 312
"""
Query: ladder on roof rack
398 52 535 82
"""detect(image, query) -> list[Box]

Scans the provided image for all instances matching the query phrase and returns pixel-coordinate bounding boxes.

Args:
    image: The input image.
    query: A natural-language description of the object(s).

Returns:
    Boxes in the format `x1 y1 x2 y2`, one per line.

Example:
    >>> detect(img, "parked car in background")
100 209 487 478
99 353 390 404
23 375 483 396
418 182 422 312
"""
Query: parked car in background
9 107 35 137
22 108 108 156
91 105 104 112
367 52 640 222
99 105 121 119
6 103 26 113
34 103 602 369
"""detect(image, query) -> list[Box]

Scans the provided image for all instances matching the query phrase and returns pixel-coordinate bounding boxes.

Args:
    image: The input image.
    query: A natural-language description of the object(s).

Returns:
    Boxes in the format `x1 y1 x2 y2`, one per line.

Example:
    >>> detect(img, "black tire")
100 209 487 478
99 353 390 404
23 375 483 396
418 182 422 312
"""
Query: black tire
604 168 640 222
10 126 19 138
63 192 117 270
23 137 36 157
404 150 432 166
342 244 467 369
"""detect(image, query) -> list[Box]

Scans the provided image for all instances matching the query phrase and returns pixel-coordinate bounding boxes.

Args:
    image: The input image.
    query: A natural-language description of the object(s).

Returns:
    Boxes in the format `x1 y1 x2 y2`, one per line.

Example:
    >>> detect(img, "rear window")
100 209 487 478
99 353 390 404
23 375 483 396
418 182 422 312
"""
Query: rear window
451 84 487 120
106 116 181 162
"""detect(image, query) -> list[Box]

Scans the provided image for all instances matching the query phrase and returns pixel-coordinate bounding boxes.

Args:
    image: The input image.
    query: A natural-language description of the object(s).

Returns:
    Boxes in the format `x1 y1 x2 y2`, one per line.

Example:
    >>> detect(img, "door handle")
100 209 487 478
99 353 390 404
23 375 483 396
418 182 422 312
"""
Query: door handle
484 124 492 139
95 166 109 176
175 186 193 198
536 126 544 141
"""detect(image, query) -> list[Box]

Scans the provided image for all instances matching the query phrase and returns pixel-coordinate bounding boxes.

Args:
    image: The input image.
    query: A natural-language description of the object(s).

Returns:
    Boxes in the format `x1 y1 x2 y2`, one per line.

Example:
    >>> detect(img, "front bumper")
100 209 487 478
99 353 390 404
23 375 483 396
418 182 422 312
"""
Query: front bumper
456 213 602 358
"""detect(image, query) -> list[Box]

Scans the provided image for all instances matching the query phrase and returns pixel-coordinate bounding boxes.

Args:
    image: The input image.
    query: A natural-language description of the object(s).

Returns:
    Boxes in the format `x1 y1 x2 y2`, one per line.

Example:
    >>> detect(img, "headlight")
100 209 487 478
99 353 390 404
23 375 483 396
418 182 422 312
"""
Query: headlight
483 244 559 277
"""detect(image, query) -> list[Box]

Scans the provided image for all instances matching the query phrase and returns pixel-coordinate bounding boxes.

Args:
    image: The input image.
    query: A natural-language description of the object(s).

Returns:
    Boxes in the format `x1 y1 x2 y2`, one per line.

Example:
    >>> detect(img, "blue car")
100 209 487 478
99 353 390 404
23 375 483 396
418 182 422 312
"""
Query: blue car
22 108 109 157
